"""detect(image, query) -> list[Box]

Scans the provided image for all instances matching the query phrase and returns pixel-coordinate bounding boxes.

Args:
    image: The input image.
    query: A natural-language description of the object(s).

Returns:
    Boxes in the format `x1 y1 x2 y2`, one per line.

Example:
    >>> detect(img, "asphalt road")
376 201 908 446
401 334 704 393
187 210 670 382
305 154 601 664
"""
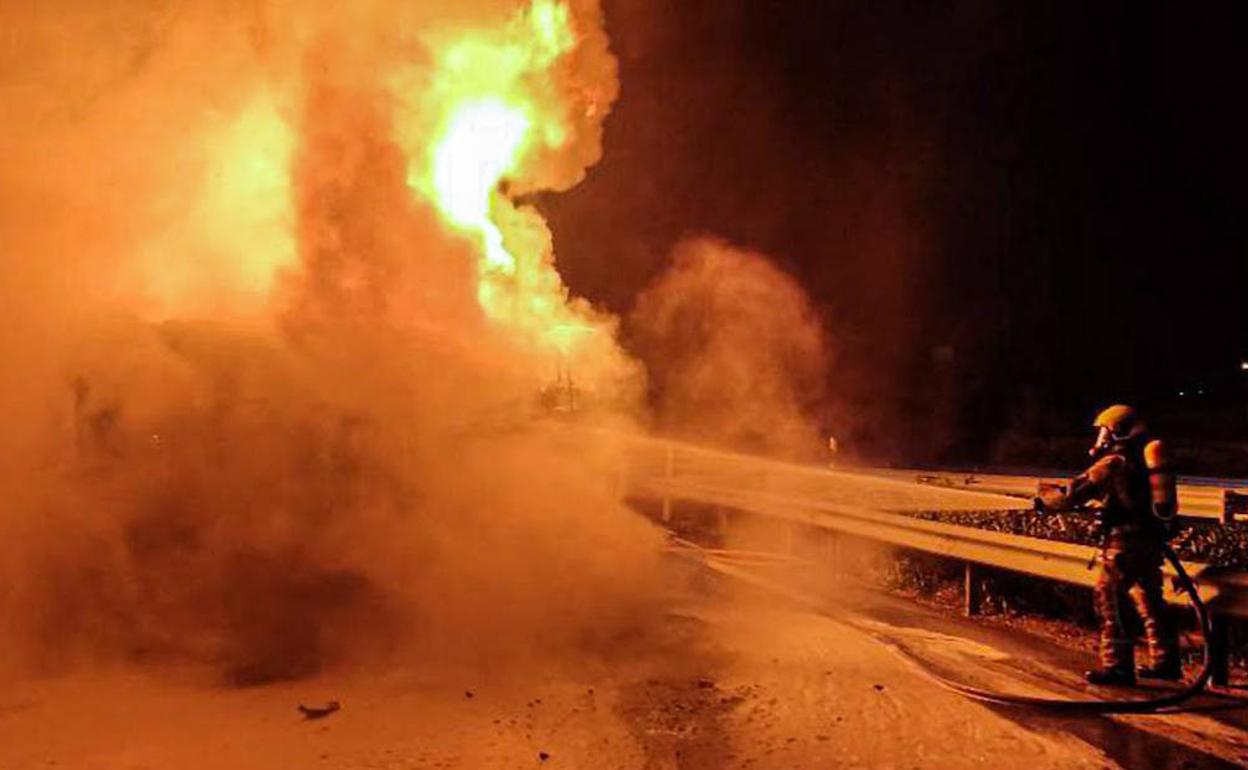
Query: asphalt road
3 554 1245 770
693 552 1248 770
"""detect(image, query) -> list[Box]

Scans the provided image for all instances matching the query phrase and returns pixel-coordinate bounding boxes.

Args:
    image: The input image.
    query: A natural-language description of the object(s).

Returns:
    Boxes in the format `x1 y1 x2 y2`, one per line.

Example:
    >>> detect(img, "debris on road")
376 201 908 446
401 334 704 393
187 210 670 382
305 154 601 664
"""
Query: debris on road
297 701 341 720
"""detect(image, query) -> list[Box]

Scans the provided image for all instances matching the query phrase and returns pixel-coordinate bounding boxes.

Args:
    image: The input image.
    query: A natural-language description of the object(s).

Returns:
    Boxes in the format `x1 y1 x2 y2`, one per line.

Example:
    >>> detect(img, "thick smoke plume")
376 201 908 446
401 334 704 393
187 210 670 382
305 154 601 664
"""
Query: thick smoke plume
629 237 831 459
0 0 661 683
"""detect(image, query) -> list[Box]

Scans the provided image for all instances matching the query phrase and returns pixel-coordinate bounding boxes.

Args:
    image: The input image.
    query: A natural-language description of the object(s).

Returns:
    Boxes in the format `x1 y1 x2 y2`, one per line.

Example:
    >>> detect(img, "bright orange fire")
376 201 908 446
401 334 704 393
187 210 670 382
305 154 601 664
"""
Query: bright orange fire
126 88 296 320
394 0 617 378
104 0 624 386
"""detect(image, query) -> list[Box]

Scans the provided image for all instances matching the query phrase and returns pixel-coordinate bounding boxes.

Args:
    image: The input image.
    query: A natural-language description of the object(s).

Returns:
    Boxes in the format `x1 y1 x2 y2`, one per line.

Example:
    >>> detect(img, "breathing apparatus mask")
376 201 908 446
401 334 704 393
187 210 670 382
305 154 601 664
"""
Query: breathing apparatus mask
1089 425 1115 459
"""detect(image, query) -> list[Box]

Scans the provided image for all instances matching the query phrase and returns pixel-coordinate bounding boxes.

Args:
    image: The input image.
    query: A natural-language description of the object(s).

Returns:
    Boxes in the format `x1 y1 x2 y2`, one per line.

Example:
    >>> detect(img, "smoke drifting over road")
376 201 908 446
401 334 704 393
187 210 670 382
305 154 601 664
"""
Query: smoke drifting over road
0 0 660 683
0 0 834 686
629 238 831 459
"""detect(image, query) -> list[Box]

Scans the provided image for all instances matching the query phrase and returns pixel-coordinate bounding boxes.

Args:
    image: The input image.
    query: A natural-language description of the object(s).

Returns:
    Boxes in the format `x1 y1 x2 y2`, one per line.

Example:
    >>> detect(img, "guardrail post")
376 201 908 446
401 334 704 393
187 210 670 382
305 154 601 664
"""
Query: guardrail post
661 444 674 523
1222 490 1242 525
964 562 982 617
1210 613 1230 687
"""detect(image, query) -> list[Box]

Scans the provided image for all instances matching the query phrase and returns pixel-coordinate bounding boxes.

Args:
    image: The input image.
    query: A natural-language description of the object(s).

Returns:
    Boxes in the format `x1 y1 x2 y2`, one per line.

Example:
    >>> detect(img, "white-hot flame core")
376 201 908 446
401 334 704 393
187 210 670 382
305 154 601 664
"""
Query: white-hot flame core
430 99 531 273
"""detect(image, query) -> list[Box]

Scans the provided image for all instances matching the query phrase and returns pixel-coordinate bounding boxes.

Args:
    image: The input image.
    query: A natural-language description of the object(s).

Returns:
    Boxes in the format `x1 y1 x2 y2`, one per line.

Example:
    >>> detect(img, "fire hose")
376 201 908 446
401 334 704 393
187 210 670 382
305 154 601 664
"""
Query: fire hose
671 537 1216 714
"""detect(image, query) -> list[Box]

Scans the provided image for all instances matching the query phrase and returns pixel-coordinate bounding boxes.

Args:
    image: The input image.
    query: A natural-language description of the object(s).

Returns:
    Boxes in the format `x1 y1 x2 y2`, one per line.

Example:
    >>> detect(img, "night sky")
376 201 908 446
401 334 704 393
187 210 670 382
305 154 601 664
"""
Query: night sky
541 1 1248 467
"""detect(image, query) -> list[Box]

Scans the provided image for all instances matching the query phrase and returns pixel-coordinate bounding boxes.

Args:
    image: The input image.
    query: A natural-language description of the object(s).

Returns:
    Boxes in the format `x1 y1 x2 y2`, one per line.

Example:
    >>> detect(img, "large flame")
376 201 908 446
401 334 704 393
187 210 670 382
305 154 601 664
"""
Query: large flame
397 0 613 374
32 0 623 383
0 0 664 681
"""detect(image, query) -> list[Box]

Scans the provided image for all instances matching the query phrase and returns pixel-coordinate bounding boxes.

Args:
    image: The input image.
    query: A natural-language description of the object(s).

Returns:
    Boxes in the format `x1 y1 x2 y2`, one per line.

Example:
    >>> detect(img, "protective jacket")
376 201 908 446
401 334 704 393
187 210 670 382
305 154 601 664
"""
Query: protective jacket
1043 437 1176 538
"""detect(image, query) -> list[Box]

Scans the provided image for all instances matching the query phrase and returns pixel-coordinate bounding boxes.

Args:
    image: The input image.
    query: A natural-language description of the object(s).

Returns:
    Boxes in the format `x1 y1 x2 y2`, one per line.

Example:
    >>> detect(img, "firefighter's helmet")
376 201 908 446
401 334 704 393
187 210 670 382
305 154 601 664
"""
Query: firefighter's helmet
1090 404 1147 456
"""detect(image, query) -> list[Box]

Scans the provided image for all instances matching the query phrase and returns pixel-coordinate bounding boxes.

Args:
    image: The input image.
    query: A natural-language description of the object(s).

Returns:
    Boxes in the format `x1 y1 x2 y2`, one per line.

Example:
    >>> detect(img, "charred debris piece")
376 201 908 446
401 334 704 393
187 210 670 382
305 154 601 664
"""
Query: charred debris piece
298 701 341 720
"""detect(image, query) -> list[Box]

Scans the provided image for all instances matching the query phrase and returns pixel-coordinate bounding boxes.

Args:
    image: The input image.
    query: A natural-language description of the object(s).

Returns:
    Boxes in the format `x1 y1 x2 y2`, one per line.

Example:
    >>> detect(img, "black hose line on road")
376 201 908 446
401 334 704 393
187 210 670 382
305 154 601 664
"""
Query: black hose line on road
671 538 1221 715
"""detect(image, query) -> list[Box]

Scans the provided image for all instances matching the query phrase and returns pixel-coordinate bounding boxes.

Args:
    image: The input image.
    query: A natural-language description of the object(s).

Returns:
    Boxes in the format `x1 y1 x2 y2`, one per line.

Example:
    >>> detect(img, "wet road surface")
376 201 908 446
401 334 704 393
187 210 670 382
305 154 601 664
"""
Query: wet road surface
1 554 1245 769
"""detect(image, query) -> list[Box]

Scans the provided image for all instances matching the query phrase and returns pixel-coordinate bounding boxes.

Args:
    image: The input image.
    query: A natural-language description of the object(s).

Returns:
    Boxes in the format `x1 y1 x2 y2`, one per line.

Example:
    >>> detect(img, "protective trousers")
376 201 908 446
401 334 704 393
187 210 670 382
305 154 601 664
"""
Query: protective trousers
1094 536 1178 670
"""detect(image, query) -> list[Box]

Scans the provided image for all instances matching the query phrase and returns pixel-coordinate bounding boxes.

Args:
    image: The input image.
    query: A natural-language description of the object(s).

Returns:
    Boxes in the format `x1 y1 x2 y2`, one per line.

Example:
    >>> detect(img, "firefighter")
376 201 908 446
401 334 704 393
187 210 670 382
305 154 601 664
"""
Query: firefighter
1036 405 1180 686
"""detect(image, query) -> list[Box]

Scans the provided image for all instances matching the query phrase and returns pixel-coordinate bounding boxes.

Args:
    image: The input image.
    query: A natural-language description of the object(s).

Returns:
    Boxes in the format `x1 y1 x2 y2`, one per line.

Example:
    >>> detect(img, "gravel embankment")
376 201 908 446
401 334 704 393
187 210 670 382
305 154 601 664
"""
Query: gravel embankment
903 509 1248 570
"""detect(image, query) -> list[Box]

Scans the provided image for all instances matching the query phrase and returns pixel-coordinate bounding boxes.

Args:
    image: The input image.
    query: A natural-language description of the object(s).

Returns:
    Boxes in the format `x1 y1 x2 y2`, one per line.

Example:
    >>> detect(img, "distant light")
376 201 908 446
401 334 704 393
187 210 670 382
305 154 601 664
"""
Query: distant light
1241 361 1248 371
1178 391 1186 397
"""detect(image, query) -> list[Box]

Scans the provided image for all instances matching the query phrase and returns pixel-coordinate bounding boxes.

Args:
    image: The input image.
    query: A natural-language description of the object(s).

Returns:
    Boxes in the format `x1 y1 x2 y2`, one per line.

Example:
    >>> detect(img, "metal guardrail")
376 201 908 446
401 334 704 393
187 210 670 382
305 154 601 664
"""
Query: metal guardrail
619 436 1248 684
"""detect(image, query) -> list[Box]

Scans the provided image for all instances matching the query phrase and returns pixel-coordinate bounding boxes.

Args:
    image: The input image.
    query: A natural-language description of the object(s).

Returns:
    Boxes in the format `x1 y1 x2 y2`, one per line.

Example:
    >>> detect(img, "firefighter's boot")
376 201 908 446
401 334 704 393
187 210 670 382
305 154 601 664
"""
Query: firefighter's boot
1085 666 1137 687
1137 660 1182 682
